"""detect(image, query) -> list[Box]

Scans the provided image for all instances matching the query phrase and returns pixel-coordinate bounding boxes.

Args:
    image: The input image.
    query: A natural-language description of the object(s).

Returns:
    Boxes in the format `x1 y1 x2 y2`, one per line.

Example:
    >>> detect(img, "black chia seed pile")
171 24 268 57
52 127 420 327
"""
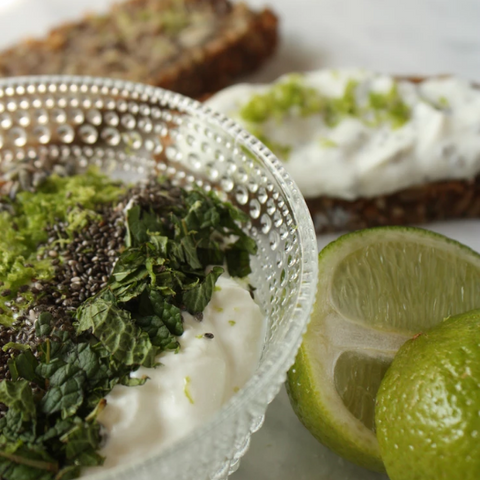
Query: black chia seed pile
0 178 184 386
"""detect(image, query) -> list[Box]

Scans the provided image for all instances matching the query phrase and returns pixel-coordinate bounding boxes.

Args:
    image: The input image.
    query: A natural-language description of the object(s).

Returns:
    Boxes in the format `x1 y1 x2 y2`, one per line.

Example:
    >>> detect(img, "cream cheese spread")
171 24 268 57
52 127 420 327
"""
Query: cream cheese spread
206 69 480 200
84 274 265 474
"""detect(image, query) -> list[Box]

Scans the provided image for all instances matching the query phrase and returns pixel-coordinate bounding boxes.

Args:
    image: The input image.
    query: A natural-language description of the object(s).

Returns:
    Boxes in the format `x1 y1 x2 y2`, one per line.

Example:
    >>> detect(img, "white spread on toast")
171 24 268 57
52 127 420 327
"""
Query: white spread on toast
206 69 480 200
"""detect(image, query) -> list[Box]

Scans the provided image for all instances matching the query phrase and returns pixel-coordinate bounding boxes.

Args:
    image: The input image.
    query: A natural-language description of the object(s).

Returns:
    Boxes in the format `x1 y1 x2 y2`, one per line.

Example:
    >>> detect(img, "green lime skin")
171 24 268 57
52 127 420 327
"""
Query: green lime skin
376 310 480 480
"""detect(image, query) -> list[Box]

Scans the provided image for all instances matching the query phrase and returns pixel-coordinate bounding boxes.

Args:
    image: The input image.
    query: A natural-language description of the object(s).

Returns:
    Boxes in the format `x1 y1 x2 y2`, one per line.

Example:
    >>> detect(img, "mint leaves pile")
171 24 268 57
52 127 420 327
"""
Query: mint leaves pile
0 173 256 479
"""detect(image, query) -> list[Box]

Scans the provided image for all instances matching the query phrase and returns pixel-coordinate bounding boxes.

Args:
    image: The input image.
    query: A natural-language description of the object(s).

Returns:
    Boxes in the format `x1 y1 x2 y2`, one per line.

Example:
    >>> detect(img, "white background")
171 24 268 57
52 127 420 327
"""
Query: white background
1 1 479 478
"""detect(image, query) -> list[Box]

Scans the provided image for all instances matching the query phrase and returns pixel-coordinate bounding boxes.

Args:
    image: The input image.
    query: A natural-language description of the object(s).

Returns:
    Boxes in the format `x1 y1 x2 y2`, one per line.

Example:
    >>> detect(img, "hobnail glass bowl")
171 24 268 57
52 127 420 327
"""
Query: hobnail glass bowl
0 76 318 480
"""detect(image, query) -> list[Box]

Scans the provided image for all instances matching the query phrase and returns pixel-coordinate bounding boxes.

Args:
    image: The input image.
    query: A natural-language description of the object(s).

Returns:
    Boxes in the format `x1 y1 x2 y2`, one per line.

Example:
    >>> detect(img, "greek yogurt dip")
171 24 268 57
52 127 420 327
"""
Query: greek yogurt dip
206 69 480 200
85 274 265 474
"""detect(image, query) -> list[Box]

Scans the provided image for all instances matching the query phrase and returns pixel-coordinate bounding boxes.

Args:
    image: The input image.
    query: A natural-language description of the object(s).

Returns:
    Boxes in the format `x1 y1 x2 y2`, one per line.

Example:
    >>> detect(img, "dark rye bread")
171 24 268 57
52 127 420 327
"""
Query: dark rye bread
308 177 480 234
0 0 278 99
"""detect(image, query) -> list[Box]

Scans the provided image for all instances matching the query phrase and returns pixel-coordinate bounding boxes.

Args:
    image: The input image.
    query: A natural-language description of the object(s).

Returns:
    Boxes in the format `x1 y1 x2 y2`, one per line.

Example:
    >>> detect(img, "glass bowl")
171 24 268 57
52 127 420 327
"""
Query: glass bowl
0 76 318 480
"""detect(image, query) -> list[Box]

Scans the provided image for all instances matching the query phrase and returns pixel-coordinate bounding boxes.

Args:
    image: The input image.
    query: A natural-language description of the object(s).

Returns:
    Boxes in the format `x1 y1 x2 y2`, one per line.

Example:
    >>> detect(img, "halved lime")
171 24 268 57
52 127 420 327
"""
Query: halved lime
286 226 480 472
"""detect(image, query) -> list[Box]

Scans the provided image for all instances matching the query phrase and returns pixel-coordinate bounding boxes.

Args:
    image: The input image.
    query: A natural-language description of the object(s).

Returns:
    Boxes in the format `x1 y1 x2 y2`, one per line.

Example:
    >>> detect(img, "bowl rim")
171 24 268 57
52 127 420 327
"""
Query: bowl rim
0 75 319 479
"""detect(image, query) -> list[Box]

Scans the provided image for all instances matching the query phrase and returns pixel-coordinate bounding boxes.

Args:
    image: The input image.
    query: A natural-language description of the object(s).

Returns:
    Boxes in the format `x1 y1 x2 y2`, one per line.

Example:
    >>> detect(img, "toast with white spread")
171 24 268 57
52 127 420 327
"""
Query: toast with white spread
206 69 480 233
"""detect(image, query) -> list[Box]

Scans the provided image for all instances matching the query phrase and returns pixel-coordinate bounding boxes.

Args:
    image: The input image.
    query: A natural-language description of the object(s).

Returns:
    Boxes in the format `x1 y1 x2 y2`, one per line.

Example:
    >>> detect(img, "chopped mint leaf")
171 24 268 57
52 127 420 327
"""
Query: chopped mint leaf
75 291 158 368
121 376 148 387
148 290 184 336
125 205 162 248
226 235 257 278
7 349 42 386
0 445 59 479
2 342 30 353
61 421 104 463
40 364 86 418
182 267 224 314
36 312 54 338
0 380 35 421
228 320 236 326
135 313 179 350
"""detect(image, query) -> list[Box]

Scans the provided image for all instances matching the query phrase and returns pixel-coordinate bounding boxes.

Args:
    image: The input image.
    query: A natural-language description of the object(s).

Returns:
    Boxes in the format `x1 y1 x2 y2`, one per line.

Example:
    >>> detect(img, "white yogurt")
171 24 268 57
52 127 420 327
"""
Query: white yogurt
206 69 480 200
85 275 265 474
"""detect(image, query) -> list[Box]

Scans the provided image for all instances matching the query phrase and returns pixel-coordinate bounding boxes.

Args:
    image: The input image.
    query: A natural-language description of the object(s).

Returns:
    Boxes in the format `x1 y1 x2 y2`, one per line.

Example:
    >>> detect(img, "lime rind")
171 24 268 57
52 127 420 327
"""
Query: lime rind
287 344 386 471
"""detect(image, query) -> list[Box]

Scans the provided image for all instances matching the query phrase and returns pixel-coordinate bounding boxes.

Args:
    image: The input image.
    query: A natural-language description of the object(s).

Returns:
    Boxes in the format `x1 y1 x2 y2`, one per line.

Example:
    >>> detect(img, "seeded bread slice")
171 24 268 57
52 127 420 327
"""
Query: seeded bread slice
0 0 278 99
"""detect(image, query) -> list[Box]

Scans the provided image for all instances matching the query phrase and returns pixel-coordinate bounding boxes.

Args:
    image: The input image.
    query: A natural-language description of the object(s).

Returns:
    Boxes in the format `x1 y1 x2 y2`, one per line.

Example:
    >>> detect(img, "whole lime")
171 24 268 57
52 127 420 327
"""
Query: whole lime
375 310 480 480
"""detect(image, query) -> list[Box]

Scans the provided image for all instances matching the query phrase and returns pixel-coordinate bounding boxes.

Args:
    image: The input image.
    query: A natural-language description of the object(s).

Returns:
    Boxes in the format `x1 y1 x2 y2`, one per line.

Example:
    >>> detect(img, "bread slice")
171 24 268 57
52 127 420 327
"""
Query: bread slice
0 0 278 99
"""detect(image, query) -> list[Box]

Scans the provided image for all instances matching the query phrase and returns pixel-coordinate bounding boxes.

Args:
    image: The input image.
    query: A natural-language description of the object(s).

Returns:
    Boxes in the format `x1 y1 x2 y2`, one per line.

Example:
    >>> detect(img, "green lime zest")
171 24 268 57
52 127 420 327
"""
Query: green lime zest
240 74 324 124
368 83 411 129
319 137 338 149
239 75 412 161
438 95 449 108
324 79 360 126
184 376 194 404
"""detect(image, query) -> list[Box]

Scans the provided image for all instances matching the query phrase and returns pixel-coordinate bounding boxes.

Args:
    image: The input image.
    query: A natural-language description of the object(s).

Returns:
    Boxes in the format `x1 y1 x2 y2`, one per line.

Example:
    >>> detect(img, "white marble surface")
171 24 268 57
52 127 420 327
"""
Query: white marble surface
0 1 479 479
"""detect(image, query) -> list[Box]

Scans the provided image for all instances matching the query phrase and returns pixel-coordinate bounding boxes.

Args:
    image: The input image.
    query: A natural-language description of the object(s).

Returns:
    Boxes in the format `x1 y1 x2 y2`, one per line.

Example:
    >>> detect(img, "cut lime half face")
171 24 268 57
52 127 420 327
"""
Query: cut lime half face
287 226 480 471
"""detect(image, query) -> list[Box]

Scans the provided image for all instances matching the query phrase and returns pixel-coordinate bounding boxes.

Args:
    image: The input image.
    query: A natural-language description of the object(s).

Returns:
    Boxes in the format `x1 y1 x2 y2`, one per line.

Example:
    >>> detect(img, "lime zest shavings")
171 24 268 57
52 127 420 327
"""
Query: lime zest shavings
238 74 412 160
183 376 194 404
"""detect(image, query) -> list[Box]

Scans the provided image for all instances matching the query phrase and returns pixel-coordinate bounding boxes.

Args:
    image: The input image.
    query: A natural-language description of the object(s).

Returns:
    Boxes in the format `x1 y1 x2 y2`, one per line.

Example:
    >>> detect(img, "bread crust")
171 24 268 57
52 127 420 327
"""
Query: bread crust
307 176 480 234
0 0 278 99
